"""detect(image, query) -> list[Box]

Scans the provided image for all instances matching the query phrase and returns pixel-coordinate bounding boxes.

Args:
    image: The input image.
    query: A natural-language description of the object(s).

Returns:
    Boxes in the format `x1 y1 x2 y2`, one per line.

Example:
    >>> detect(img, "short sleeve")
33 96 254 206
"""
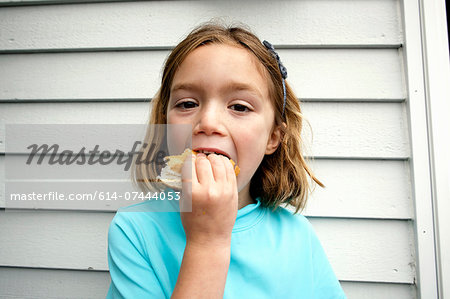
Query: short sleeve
106 212 167 299
309 222 347 299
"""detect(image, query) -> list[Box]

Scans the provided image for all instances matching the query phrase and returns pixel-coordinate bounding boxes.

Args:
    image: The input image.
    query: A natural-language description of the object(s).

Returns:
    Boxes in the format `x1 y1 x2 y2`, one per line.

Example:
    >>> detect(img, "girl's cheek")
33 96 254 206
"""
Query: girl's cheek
166 116 193 155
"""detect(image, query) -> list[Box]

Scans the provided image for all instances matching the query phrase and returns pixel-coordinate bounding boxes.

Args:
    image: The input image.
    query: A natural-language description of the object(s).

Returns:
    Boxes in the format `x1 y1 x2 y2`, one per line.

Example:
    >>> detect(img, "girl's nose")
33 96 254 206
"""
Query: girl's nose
193 105 225 136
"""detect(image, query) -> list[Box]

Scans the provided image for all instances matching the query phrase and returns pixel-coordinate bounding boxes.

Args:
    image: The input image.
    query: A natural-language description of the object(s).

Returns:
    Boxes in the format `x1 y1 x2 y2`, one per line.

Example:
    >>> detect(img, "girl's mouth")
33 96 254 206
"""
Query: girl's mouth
191 148 240 176
194 148 231 160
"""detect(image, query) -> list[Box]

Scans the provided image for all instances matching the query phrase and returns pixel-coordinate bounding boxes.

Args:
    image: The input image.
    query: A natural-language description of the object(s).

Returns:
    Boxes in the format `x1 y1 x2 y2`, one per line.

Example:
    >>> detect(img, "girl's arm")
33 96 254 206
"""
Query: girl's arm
171 239 231 298
171 153 238 298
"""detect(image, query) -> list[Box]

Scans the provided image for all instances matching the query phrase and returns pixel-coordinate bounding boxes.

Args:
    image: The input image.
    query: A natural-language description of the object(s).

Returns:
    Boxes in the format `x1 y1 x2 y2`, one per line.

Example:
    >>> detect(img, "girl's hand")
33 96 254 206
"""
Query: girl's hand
180 153 238 248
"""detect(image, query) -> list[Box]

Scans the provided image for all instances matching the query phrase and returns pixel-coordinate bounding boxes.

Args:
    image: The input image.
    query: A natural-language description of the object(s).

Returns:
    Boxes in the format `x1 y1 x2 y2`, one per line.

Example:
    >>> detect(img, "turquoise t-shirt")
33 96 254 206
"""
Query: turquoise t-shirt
106 196 346 298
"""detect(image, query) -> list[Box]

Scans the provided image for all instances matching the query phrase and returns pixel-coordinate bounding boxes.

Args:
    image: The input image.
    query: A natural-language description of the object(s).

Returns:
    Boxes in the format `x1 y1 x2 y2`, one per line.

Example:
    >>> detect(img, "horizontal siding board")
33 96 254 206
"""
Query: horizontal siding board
0 0 128 5
0 211 414 283
304 159 412 219
289 49 404 100
0 0 402 50
302 102 408 158
341 281 416 299
309 218 415 284
0 267 415 299
0 49 404 101
0 156 3 208
0 102 408 158
0 209 112 271
1 157 412 220
0 267 111 299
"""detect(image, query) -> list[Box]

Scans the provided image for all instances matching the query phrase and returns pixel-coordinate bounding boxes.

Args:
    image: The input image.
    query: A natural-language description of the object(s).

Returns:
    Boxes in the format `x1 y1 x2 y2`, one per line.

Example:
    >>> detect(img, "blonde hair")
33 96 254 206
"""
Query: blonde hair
132 22 323 214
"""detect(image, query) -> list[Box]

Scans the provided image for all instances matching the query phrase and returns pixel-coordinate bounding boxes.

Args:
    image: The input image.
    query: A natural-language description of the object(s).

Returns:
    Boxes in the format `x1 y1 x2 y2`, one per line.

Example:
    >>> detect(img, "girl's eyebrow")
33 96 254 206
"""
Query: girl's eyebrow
221 82 263 98
171 81 263 98
171 83 200 93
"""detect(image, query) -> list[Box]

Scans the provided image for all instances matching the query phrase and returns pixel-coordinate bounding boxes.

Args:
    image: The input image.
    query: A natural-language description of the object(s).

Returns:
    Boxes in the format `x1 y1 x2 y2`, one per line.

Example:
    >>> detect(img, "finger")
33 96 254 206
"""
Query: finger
208 154 227 183
195 153 214 185
224 156 237 188
180 153 195 212
220 155 231 182
181 152 196 185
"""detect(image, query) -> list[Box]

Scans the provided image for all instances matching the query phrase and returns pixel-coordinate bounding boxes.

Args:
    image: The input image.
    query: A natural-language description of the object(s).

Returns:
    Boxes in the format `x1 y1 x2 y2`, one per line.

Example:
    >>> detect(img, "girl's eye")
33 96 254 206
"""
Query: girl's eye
230 104 250 112
175 100 198 109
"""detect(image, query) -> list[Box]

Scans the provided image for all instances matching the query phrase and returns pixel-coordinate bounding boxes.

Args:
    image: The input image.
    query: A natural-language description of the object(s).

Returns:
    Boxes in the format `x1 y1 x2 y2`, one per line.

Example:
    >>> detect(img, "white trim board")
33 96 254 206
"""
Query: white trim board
401 0 450 298
401 0 437 298
418 0 450 298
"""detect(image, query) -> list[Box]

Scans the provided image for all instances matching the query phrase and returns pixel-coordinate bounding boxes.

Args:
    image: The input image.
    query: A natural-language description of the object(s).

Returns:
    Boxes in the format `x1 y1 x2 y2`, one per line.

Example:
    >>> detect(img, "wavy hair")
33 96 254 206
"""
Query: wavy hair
132 22 323 214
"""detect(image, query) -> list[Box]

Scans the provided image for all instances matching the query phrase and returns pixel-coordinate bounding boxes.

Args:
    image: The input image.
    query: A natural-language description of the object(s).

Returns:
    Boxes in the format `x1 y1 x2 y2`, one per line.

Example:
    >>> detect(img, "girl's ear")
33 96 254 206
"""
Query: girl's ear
265 123 285 155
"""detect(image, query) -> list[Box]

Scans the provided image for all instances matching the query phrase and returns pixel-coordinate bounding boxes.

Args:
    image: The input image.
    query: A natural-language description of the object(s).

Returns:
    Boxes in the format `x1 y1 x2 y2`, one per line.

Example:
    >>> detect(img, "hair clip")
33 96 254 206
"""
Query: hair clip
263 40 288 116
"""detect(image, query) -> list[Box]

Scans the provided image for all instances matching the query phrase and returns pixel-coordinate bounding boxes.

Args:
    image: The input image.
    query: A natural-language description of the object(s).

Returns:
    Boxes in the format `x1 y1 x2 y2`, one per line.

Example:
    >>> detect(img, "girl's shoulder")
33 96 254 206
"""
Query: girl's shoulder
110 200 181 235
265 203 315 234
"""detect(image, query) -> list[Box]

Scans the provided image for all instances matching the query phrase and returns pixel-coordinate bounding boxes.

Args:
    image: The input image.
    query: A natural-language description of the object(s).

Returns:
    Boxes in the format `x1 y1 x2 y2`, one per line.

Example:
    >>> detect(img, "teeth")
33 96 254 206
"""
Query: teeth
202 150 215 155
197 150 228 158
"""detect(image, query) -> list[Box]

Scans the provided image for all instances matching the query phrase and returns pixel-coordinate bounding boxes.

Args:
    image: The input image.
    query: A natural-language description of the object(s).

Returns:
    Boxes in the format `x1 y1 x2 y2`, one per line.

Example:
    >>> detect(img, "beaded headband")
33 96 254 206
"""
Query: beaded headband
262 40 288 117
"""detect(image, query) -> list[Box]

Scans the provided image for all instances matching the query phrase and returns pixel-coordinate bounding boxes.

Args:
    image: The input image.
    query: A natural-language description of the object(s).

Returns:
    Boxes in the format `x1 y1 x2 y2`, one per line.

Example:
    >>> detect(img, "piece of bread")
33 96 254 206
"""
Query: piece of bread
157 148 240 189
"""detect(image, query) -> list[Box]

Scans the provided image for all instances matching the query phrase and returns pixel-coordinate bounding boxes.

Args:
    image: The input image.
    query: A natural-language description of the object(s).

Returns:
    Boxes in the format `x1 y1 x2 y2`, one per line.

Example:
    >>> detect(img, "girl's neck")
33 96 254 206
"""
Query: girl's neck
237 184 256 209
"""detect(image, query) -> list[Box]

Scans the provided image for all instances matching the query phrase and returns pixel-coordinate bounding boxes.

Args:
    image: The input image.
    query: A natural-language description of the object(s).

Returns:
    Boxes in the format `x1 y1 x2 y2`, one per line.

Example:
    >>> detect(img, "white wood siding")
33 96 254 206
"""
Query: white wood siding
0 268 417 299
0 0 401 50
0 0 423 298
0 49 404 101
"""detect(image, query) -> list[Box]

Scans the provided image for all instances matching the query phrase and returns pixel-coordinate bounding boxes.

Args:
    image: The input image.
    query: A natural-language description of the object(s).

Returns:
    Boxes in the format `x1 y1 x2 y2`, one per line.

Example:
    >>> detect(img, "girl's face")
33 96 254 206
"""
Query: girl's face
167 43 281 194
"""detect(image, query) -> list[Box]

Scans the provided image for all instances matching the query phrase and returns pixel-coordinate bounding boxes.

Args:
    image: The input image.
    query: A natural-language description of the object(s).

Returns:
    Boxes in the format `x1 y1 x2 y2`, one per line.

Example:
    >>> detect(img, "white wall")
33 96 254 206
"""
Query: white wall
0 0 426 298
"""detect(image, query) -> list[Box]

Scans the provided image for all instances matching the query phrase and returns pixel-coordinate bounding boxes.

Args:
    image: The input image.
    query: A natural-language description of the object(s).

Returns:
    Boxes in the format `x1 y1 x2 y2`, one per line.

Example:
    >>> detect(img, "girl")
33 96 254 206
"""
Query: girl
106 23 346 298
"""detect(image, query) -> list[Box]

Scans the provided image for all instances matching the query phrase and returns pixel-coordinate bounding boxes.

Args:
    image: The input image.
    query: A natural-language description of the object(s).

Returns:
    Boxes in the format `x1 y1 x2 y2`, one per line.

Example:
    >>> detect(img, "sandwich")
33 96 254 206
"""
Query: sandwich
157 148 240 189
